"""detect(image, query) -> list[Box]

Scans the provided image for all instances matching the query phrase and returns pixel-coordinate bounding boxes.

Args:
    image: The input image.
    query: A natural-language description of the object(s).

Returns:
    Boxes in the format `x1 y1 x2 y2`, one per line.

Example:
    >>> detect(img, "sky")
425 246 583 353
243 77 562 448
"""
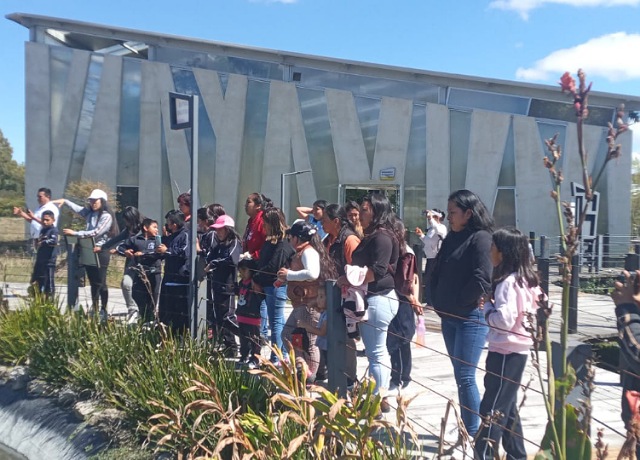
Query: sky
0 0 639 165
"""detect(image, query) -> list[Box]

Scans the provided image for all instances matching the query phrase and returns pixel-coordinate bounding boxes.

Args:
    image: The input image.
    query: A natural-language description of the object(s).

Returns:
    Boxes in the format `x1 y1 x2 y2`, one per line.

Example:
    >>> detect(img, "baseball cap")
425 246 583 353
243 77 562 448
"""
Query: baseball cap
88 189 108 201
210 214 235 229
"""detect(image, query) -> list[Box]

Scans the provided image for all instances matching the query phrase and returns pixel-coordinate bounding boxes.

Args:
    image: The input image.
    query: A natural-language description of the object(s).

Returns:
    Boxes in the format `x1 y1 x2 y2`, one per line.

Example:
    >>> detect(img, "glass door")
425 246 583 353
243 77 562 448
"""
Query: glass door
338 184 403 218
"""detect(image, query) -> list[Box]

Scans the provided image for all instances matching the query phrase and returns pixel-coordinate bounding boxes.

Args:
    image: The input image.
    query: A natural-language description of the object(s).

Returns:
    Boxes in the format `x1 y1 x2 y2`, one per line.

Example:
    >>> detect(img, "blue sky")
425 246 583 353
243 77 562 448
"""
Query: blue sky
1 0 639 164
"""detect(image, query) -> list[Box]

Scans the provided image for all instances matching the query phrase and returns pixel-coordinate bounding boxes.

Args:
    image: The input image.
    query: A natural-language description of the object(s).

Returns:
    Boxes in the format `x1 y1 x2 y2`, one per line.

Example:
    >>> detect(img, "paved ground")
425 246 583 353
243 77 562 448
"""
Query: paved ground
2 279 626 458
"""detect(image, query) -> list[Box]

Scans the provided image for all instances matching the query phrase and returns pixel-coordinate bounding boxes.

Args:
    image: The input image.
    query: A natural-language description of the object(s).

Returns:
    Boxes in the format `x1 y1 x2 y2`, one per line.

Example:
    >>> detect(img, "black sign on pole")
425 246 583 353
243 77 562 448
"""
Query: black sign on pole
169 92 200 339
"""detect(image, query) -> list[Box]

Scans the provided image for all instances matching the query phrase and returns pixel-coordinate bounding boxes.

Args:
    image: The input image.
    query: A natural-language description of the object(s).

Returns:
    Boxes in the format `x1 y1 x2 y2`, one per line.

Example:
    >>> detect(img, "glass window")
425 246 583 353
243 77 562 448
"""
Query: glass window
404 104 427 237
529 99 614 127
497 121 516 187
118 58 141 186
450 109 471 192
493 188 516 228
115 186 139 228
448 88 529 115
291 66 441 103
155 46 284 80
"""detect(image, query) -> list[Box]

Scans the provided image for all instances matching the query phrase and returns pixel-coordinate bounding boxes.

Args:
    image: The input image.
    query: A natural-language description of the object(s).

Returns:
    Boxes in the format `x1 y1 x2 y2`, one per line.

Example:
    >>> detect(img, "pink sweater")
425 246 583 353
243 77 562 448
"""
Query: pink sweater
484 274 543 355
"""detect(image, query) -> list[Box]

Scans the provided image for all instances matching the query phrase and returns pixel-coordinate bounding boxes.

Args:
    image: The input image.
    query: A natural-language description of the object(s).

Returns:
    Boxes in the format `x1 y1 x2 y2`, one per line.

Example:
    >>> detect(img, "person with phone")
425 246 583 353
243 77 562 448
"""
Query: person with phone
612 270 640 458
13 187 59 252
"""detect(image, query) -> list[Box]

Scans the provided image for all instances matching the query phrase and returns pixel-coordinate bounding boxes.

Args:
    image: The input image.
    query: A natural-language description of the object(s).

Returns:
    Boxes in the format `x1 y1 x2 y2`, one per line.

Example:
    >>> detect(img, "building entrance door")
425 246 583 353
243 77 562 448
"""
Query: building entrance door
338 185 402 218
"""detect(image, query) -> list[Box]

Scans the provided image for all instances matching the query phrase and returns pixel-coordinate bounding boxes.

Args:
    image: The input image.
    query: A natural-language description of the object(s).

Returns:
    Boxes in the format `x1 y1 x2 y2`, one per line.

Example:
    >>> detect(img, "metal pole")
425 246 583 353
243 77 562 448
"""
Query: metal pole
569 253 579 334
65 238 79 313
281 173 286 211
326 280 347 398
189 95 199 339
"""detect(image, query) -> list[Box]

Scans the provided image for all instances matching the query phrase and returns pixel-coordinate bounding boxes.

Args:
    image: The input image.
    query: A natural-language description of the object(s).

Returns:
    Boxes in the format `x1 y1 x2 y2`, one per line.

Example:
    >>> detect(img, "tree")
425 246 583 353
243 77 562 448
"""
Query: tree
0 130 25 216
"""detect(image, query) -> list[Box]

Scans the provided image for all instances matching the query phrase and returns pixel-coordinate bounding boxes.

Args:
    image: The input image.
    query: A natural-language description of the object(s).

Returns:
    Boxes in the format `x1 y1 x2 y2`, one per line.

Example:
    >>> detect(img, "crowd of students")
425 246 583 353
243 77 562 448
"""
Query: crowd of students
21 186 640 459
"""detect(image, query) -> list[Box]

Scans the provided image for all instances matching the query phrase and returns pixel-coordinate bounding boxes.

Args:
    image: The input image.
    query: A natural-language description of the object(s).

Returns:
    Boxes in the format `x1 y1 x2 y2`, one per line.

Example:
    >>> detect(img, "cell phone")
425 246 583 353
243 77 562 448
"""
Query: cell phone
617 271 640 294
155 235 162 246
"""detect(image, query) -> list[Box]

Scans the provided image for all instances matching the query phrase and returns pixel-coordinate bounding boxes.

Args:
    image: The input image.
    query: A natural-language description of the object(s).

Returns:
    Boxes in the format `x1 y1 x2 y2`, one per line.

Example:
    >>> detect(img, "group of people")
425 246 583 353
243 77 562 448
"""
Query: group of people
26 185 640 459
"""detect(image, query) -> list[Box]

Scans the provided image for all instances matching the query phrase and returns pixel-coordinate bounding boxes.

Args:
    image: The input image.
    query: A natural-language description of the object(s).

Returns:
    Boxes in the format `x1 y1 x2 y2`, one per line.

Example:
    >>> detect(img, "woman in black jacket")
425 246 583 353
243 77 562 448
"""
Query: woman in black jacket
430 189 493 437
252 207 294 364
206 214 242 355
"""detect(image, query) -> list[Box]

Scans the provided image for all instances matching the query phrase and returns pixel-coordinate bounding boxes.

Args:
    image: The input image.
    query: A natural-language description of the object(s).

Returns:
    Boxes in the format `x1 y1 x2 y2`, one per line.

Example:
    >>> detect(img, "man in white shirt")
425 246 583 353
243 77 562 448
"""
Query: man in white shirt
415 209 447 305
13 187 60 244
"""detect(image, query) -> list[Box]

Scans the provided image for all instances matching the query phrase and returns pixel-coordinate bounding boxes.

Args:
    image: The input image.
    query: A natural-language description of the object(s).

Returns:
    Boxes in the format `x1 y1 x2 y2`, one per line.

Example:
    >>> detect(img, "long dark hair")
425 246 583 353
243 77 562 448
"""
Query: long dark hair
263 207 287 243
491 227 538 292
121 206 142 234
291 221 337 281
361 192 395 234
391 216 408 256
324 203 358 236
247 192 273 211
448 189 494 233
92 198 120 238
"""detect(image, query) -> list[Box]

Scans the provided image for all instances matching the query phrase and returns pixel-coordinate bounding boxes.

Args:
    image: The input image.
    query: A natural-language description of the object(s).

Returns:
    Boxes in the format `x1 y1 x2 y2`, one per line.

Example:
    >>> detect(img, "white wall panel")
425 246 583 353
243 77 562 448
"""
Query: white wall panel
371 97 413 184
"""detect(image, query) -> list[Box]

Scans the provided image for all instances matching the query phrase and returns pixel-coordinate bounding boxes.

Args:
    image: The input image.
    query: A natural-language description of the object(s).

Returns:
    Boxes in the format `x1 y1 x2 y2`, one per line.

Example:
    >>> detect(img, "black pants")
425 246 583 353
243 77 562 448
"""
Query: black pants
475 352 528 460
212 292 238 351
31 261 56 295
423 257 436 305
85 250 110 310
132 270 160 322
159 275 189 334
238 322 261 362
387 299 415 386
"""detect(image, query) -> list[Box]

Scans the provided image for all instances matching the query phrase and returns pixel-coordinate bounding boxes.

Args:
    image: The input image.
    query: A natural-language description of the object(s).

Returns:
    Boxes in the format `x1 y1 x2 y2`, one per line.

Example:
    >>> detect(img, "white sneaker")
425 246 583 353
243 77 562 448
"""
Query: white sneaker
126 308 139 325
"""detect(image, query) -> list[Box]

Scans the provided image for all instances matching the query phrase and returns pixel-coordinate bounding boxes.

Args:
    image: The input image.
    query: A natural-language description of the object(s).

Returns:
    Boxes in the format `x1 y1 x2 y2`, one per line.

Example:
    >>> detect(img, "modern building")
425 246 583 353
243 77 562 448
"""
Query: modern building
8 13 640 243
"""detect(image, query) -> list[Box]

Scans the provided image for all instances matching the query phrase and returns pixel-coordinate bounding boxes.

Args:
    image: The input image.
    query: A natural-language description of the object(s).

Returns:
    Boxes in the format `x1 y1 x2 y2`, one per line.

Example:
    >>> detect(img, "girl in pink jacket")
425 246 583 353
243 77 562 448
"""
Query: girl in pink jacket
475 227 543 460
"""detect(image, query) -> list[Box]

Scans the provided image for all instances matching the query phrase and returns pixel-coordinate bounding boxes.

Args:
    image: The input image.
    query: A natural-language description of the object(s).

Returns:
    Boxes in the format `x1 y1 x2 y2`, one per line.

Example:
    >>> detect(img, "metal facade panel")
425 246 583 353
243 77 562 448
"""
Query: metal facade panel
82 55 122 190
464 110 510 212
48 50 90 198
194 69 247 214
325 88 371 183
425 103 450 209
370 97 413 184
25 42 52 210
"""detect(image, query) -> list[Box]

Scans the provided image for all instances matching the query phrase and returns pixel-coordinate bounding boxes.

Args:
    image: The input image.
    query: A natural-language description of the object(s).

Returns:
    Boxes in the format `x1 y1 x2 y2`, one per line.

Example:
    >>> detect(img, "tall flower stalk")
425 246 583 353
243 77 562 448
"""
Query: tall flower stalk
540 69 629 459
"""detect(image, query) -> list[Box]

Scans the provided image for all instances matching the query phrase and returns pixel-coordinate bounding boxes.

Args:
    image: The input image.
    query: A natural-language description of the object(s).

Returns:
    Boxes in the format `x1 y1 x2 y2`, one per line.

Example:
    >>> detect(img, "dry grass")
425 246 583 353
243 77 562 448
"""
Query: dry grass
0 217 27 243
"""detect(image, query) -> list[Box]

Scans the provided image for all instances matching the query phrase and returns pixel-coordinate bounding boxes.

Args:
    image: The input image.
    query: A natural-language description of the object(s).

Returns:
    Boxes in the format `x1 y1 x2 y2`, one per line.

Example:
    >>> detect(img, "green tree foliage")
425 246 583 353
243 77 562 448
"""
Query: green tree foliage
0 129 25 217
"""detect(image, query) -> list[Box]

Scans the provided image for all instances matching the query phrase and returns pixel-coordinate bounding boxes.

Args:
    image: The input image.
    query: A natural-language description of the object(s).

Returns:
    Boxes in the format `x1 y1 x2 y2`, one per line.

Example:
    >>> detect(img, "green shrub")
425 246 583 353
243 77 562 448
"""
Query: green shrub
0 295 61 365
28 311 95 386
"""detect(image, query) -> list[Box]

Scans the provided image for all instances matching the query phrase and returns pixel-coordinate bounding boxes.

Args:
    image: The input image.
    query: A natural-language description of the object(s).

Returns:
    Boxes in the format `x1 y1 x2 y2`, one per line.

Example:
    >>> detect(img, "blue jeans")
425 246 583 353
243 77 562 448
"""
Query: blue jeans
441 308 488 436
260 299 268 337
263 285 287 362
359 290 399 394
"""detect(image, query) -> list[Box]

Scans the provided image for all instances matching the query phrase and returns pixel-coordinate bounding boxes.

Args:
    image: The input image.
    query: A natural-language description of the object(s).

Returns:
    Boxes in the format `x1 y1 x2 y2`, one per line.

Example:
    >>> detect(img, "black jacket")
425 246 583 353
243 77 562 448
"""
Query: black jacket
35 226 59 267
161 227 189 280
431 228 492 317
326 226 357 277
206 238 241 294
253 239 294 288
117 233 162 272
236 279 265 319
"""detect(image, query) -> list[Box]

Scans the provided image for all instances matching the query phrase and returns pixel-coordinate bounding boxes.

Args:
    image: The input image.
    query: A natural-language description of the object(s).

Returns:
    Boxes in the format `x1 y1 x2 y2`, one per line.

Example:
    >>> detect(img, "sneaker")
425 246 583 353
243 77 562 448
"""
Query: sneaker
99 309 108 323
401 380 411 390
247 360 258 370
389 381 400 392
126 308 139 325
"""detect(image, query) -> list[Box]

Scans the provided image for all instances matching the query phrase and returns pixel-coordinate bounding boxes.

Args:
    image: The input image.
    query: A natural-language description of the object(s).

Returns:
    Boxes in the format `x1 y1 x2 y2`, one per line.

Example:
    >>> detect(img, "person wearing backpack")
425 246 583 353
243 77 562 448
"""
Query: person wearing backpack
387 217 422 392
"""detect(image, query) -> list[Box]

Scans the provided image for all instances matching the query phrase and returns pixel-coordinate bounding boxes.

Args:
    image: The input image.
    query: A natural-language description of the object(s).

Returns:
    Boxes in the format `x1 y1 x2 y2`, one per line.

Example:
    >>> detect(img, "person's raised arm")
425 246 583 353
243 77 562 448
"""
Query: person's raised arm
296 206 313 219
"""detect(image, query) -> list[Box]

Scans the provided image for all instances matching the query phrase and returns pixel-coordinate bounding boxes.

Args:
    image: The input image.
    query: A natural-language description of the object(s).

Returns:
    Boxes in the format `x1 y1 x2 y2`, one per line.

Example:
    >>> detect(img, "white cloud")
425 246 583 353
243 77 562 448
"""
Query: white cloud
489 0 640 20
515 32 640 83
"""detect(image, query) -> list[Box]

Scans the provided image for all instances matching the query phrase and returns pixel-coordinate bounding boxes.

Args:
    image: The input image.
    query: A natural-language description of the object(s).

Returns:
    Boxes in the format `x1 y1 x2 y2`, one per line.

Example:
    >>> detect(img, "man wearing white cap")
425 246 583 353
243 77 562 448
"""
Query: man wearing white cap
52 189 119 319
